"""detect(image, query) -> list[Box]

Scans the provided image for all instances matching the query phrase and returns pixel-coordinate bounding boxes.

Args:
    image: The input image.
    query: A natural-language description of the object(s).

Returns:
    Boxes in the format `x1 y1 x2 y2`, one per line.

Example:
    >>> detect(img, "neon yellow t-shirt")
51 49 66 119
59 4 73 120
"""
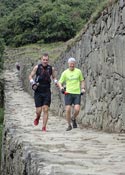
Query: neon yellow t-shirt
59 68 84 94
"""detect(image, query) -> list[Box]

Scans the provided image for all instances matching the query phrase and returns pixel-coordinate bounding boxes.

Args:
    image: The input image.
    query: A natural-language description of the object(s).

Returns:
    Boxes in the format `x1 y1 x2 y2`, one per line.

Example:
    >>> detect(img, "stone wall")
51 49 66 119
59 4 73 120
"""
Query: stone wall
19 0 125 132
0 75 4 107
51 0 125 132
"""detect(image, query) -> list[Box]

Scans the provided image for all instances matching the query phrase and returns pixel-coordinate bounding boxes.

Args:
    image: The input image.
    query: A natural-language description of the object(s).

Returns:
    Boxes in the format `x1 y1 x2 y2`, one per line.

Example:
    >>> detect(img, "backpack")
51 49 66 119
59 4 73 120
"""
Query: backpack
35 64 52 85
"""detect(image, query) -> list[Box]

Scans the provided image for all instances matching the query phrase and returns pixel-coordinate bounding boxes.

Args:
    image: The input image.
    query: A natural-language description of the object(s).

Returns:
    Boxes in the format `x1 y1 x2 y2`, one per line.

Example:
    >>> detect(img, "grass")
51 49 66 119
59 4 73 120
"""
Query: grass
66 0 118 51
6 0 119 62
5 41 66 66
18 42 66 60
0 0 119 168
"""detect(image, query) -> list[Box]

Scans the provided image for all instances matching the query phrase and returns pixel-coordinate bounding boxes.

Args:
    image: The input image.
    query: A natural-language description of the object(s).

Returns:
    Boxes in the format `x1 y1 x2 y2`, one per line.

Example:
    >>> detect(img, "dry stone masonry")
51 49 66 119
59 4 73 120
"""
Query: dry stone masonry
51 0 125 132
16 0 125 133
12 0 125 133
1 1 125 174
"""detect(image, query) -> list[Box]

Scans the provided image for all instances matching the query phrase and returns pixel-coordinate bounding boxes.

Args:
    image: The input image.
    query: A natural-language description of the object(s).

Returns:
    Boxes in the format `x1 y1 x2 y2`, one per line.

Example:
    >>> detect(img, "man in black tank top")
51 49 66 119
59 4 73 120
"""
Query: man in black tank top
29 53 58 131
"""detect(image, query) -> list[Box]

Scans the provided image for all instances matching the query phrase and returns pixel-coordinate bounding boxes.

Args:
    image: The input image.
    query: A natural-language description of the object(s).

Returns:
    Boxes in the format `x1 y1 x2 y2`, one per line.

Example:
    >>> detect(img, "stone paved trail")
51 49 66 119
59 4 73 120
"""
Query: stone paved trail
3 69 125 175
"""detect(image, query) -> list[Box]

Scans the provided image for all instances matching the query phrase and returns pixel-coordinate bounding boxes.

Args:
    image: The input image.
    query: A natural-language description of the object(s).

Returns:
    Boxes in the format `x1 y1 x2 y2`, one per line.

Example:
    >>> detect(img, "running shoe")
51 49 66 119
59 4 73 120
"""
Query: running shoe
42 126 46 132
72 118 77 128
66 125 72 131
34 117 40 126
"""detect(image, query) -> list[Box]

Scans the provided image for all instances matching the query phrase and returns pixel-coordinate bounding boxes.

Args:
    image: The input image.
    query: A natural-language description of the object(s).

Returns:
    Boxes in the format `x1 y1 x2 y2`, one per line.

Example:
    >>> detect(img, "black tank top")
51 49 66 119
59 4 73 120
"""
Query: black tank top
35 64 52 92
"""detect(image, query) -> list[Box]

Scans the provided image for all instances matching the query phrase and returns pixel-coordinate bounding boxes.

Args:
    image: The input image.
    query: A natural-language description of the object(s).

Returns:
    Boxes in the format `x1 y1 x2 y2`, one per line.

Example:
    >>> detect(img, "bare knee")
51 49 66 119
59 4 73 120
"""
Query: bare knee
42 105 49 113
74 105 80 115
36 107 42 116
65 105 71 114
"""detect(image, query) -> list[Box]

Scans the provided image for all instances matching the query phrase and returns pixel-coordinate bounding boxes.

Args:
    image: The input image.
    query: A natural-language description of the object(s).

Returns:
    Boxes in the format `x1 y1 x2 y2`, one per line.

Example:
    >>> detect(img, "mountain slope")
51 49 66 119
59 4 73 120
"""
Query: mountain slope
0 0 109 47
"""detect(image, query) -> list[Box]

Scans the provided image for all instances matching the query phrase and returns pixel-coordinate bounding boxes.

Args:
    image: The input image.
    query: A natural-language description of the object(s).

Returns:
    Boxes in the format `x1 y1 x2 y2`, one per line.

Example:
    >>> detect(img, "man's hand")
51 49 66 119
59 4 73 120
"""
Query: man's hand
30 79 35 85
61 88 65 94
30 79 39 91
32 83 39 91
54 79 58 87
81 88 85 95
61 87 68 95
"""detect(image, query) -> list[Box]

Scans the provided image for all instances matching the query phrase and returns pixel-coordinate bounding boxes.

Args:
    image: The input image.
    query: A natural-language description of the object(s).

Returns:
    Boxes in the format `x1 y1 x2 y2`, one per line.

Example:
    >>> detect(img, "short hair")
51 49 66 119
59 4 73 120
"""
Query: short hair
43 53 49 57
68 57 76 63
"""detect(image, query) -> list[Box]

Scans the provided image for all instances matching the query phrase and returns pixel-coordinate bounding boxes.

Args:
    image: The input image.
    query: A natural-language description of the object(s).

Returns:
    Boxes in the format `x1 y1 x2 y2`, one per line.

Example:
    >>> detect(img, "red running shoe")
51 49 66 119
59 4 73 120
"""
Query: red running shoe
42 126 46 132
34 117 40 126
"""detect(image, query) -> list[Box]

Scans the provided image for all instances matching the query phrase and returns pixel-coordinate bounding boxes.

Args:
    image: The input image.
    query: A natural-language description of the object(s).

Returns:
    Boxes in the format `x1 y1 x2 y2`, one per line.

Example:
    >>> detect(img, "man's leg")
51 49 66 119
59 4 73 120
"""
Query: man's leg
65 105 72 131
42 105 49 131
72 104 80 128
34 107 42 125
73 104 80 118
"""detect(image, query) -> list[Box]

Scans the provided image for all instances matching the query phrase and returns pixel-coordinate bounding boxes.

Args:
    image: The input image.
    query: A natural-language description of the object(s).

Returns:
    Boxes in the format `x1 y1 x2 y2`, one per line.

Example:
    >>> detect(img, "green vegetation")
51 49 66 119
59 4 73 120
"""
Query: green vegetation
5 42 66 65
0 0 118 169
20 42 66 61
0 0 110 47
90 0 118 23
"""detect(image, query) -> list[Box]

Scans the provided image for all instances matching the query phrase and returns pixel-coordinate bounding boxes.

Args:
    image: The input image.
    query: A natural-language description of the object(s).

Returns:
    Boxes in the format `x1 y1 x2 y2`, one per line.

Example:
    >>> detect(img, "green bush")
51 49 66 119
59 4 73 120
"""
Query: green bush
0 0 109 47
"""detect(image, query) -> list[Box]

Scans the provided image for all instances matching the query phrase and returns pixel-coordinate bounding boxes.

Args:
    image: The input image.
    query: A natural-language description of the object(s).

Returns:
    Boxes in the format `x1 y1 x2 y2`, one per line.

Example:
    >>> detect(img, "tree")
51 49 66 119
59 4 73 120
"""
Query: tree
0 0 108 47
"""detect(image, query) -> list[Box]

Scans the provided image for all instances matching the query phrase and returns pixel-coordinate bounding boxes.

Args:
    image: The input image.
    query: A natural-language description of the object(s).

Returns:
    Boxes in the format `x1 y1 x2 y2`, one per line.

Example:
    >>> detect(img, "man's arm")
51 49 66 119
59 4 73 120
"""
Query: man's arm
80 80 85 93
29 65 38 82
29 65 39 91
58 72 65 91
57 82 64 90
52 67 58 85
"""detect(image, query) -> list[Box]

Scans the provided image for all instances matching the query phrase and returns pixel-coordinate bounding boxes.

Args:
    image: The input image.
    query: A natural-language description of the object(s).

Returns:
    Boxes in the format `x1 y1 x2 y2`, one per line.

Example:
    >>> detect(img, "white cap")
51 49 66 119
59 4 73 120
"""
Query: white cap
68 57 76 63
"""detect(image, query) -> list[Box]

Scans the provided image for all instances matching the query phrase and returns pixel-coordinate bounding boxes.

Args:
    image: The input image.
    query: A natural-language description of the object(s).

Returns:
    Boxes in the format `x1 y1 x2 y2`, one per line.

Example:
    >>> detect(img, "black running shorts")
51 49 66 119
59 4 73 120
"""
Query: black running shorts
64 94 81 105
34 90 51 107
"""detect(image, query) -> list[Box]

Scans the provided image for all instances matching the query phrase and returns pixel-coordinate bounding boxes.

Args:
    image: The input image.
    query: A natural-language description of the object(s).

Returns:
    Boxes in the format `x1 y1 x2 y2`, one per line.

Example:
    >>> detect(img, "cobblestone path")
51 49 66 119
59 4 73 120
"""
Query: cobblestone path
3 69 125 175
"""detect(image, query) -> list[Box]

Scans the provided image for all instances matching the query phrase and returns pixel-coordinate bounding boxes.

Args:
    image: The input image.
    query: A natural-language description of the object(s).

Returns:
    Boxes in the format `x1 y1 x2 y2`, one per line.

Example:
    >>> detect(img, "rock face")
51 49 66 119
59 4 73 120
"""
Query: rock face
1 2 125 174
51 0 125 132
0 75 4 107
4 0 125 133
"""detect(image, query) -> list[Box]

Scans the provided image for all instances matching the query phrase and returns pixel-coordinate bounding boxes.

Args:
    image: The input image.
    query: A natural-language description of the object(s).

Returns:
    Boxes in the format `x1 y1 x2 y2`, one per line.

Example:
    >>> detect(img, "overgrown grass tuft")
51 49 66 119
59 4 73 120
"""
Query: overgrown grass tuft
65 0 119 51
91 0 118 23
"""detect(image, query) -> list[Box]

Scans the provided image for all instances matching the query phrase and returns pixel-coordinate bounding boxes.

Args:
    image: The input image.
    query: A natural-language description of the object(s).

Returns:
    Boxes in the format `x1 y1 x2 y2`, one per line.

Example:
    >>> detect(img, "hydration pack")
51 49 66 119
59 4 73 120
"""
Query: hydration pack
35 64 52 85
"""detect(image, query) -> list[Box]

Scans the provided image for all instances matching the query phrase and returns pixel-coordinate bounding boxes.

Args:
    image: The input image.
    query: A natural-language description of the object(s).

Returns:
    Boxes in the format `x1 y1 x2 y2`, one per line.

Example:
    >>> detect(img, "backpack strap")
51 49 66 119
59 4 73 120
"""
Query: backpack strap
35 64 52 83
46 65 52 76
36 64 43 76
36 64 52 75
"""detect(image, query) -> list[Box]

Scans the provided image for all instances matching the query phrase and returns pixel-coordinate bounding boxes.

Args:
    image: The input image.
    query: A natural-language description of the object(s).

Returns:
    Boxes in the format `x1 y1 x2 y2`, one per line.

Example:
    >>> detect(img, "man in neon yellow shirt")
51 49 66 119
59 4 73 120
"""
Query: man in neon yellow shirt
58 57 85 131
